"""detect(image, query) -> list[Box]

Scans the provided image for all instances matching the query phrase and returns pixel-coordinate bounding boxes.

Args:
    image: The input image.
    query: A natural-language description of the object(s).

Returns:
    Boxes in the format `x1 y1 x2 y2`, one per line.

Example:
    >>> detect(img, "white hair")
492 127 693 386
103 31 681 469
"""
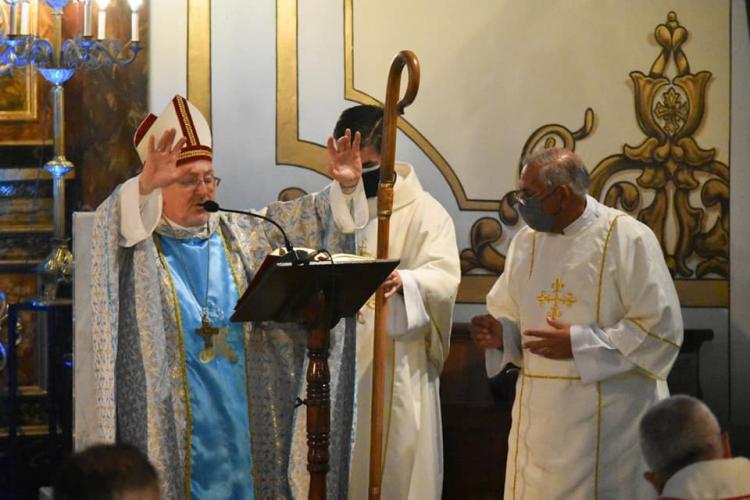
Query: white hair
639 395 723 479
522 147 590 196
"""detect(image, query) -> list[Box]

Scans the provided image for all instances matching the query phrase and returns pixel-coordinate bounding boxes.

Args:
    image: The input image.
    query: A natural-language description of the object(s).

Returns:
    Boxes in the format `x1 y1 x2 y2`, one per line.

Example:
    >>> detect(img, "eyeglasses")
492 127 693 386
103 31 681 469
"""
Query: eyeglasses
508 187 557 206
176 175 222 189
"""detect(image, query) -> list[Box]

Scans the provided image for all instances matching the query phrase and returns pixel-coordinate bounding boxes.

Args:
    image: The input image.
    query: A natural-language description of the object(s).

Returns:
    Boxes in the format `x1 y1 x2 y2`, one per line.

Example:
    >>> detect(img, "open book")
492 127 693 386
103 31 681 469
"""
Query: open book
271 246 372 263
230 246 399 324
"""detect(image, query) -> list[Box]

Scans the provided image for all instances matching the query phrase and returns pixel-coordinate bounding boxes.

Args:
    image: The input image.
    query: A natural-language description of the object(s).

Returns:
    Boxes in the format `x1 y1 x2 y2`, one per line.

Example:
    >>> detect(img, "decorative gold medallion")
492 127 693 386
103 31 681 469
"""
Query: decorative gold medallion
536 278 576 320
214 332 238 364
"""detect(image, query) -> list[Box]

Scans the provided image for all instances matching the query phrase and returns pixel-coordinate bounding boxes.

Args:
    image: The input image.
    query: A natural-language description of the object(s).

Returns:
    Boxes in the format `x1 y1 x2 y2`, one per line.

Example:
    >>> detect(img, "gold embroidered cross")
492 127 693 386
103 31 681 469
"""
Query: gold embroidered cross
197 317 237 364
536 277 577 320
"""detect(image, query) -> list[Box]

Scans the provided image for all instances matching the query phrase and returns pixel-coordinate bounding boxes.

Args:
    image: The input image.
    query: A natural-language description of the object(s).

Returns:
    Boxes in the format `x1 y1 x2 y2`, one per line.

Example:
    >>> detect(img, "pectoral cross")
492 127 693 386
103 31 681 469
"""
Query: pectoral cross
196 316 237 364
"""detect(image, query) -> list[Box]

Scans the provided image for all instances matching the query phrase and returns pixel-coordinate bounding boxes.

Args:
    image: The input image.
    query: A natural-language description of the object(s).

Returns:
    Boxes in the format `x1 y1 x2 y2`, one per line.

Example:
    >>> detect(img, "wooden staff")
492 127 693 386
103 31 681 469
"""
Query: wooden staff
368 50 420 500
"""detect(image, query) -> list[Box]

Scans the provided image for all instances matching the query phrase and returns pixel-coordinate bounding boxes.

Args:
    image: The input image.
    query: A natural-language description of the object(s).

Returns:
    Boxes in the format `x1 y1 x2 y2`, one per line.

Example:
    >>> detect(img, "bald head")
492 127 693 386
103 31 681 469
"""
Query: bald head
640 395 722 487
521 147 590 196
517 148 589 233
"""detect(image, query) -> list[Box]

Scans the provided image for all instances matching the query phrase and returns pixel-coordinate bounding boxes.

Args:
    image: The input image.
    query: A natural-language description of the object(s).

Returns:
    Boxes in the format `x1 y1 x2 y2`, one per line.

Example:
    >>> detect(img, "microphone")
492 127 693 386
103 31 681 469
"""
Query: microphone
202 200 301 264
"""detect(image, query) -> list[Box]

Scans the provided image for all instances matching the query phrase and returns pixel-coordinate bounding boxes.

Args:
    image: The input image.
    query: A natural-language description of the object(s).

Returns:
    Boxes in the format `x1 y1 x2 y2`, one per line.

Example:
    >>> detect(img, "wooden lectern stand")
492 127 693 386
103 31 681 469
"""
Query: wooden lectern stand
230 257 399 500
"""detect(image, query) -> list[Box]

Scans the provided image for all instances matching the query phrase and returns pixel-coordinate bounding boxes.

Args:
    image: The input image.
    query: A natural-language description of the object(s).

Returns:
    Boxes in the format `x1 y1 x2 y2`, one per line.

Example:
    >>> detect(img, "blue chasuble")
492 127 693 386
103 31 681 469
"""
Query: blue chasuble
158 232 253 499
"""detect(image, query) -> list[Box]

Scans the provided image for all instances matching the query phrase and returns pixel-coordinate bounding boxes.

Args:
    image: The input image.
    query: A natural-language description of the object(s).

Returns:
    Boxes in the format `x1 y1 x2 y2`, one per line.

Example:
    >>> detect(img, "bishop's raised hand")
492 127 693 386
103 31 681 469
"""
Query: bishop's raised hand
138 128 190 195
326 128 362 191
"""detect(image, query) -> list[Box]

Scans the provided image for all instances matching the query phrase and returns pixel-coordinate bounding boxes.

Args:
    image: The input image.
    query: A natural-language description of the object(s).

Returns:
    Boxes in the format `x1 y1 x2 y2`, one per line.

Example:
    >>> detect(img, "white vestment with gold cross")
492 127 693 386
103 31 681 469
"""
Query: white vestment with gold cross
485 195 683 500
328 162 461 500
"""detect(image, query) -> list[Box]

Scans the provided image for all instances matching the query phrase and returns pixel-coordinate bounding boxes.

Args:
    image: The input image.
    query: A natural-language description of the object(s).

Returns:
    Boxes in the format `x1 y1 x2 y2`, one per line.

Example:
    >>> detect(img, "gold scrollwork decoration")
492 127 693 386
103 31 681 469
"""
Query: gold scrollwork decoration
458 11 729 305
589 11 729 279
460 217 505 274
460 110 596 275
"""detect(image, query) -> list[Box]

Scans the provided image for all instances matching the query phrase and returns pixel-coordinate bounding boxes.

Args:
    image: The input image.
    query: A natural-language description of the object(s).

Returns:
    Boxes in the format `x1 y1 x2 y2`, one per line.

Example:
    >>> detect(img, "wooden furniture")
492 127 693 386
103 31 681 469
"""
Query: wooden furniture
440 323 515 499
231 258 398 500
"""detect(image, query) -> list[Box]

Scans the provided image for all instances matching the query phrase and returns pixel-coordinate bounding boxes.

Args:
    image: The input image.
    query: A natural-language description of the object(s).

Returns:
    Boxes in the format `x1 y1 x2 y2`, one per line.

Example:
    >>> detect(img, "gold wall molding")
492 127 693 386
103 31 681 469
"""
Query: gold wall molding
187 0 211 124
276 0 495 210
342 1 491 211
276 0 329 174
457 275 728 308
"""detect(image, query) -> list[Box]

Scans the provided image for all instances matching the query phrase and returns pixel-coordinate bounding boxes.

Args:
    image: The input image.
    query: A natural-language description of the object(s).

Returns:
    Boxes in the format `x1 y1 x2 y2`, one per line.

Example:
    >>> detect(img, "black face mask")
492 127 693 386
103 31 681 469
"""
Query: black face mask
363 167 381 198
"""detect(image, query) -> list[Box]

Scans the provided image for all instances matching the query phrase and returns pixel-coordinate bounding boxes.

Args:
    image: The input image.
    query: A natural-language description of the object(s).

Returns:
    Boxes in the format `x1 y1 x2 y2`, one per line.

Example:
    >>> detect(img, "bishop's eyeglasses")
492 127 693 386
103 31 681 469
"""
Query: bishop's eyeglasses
177 175 222 189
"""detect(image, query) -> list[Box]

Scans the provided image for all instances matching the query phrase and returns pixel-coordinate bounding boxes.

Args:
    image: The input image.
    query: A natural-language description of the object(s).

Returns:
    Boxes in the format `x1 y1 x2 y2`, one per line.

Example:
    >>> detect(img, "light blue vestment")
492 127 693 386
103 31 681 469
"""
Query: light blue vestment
158 232 253 499
90 186 357 499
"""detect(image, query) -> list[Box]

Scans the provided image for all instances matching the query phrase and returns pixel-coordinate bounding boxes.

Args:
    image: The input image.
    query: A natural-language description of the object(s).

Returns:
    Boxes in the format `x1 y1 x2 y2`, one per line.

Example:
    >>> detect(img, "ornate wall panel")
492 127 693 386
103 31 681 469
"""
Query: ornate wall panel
459 11 730 306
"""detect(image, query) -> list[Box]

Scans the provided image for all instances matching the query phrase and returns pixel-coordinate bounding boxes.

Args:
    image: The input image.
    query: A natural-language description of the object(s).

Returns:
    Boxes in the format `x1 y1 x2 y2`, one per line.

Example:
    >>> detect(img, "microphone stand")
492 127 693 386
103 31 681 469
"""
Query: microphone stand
202 200 302 264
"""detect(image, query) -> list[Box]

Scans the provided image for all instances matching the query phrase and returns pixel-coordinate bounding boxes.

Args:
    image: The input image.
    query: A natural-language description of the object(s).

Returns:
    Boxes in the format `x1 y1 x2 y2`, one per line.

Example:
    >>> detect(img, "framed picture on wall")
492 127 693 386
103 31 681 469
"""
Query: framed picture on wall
0 0 51 144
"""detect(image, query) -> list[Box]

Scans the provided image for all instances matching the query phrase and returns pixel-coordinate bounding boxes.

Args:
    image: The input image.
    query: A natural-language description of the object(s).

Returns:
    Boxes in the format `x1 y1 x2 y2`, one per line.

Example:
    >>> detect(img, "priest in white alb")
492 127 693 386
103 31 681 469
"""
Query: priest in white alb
321 105 461 500
470 147 683 499
89 96 366 499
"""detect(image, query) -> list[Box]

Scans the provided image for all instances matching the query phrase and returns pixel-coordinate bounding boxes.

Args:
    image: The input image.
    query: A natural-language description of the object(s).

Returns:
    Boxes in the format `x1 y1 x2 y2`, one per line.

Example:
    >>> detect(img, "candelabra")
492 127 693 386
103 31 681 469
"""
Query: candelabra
0 0 143 301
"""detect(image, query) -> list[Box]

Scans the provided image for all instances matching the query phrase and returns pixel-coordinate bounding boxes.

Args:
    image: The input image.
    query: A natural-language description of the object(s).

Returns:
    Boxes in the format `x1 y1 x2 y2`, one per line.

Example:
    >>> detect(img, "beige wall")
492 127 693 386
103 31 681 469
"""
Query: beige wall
148 0 748 432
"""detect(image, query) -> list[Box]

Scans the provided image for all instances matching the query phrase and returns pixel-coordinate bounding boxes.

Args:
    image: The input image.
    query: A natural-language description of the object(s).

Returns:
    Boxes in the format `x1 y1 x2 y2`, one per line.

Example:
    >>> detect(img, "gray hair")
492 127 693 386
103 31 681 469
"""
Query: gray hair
639 395 723 480
522 147 590 196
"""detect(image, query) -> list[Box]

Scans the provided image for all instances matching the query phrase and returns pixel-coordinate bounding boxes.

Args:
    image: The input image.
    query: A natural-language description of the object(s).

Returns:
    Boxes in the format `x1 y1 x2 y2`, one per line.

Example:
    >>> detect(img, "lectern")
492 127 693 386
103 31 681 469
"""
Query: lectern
231 257 399 500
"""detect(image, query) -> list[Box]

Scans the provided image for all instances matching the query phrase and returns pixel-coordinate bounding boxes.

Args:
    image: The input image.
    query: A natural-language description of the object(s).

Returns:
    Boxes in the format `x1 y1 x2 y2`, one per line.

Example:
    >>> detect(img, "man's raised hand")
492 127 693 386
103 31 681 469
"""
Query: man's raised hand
138 128 190 195
326 128 362 190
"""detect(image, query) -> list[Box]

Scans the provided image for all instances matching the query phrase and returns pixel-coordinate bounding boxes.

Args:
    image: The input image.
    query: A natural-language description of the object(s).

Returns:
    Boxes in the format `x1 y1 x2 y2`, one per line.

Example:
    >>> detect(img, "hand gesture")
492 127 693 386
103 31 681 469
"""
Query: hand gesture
522 317 573 359
138 128 190 195
470 314 503 350
381 270 403 299
326 128 362 190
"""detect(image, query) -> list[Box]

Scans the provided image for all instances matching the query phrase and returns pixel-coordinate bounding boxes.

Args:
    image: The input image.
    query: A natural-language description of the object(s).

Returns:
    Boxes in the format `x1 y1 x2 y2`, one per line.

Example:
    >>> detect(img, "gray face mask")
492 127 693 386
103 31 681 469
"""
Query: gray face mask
517 195 558 232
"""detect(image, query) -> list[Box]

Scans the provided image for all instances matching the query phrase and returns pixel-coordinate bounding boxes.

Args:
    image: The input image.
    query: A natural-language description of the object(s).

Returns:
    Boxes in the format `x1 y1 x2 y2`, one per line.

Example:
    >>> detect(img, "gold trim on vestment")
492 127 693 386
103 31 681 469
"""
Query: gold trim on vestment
154 236 193 499
217 228 258 474
528 232 537 280
187 0 211 123
511 371 527 499
596 216 622 323
381 339 397 470
594 381 602 500
218 230 241 291
626 318 682 349
174 97 198 146
178 149 214 160
522 370 581 381
456 275 729 306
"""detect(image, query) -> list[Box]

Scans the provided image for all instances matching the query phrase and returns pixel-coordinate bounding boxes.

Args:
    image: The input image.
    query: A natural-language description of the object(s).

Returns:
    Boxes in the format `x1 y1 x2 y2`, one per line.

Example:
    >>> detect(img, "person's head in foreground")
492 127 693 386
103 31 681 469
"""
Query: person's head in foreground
53 443 160 500
332 104 384 197
640 394 750 499
135 95 218 228
514 147 589 233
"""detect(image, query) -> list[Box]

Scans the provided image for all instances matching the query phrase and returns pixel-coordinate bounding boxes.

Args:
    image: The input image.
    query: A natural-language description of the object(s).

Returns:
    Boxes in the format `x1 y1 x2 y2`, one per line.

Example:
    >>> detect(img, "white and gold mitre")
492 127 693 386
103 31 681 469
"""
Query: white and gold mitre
133 95 212 166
